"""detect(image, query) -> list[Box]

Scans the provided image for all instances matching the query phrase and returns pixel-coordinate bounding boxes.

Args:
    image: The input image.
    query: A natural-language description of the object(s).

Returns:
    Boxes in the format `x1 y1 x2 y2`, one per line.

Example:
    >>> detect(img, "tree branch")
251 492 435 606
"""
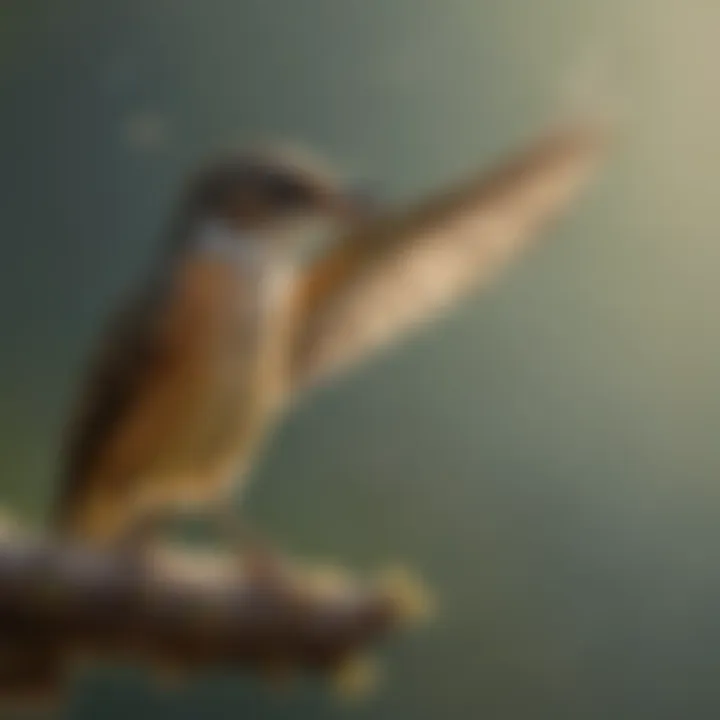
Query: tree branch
0 522 431 706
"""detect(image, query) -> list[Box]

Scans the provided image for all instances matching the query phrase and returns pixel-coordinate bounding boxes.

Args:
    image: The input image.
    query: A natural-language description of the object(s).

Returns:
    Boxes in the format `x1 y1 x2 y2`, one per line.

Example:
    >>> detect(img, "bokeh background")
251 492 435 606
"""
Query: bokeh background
2 0 720 718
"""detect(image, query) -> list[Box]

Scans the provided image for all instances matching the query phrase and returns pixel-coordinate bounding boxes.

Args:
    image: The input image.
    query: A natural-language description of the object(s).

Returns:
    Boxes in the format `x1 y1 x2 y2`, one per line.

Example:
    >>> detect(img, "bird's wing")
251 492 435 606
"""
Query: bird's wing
54 280 171 532
289 122 608 395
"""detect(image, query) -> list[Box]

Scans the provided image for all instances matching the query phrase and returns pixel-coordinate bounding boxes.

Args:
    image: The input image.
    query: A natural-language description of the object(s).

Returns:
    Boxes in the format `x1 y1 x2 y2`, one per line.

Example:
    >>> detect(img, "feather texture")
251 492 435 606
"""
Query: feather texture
290 122 608 394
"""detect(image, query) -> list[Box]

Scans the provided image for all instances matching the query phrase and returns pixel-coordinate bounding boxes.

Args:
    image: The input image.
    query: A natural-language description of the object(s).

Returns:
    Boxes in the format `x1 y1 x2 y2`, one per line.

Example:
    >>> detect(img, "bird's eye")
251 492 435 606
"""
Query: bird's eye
264 173 313 208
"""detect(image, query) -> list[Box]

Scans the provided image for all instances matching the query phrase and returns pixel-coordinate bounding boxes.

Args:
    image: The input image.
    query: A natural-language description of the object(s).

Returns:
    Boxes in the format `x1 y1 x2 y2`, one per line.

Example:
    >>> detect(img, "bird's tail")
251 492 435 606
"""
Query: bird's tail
50 476 135 547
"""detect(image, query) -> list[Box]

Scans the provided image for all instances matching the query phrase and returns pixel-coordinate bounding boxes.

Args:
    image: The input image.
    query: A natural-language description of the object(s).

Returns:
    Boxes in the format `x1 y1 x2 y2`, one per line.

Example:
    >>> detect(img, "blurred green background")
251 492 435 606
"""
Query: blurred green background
2 0 720 718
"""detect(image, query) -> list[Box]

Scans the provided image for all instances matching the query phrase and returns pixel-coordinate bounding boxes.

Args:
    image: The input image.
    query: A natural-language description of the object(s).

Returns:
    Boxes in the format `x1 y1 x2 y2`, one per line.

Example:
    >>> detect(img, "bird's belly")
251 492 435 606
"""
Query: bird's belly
131 257 294 510
148 348 277 505
155 337 290 508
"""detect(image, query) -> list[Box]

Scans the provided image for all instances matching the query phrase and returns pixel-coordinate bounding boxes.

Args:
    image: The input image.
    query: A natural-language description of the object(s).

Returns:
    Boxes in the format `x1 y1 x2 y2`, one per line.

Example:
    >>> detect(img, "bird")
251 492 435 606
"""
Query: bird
52 121 608 550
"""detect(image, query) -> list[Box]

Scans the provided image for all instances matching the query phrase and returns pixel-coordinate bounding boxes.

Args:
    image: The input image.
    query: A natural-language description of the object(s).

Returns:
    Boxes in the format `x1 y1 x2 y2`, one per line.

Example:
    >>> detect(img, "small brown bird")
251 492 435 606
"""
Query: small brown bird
53 122 607 548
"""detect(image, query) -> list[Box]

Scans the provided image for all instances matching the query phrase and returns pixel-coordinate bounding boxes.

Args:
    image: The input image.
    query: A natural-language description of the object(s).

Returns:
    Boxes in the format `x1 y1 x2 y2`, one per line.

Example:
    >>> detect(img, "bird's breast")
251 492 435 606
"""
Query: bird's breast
158 253 295 477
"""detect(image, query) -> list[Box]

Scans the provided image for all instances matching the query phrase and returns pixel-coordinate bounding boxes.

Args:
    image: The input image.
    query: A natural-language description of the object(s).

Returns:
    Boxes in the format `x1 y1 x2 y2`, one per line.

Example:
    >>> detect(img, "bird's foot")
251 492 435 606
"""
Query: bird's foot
240 540 289 584
113 512 167 570
214 513 287 583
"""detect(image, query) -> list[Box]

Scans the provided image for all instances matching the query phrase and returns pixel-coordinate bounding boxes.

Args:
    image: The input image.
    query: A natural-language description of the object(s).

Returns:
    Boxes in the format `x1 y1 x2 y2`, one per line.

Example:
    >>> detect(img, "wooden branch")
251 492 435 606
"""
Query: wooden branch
0 522 431 707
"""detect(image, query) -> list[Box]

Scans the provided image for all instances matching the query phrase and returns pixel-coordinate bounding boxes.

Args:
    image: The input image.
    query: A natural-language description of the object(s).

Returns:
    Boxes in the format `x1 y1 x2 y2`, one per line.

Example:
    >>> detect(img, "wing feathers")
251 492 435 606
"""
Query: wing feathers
290 122 608 394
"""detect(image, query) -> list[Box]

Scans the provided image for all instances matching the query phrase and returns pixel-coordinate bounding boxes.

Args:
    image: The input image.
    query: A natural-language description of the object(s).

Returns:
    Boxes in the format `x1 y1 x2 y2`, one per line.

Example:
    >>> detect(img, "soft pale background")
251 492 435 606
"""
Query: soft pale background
1 1 720 718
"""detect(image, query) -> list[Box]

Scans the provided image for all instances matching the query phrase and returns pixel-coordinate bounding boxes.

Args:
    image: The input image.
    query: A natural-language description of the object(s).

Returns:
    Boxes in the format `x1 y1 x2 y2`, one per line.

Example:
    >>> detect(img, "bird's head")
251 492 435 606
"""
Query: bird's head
173 145 372 256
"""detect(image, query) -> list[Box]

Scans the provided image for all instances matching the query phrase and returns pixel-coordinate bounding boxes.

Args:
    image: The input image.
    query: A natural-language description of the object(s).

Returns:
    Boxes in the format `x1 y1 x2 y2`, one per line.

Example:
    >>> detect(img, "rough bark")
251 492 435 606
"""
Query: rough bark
0 522 430 707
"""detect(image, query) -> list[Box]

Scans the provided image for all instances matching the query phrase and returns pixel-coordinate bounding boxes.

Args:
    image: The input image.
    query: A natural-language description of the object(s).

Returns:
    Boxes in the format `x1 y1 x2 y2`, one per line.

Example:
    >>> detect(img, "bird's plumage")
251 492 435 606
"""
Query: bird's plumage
290 123 607 393
57 279 169 538
57 237 296 542
54 121 608 544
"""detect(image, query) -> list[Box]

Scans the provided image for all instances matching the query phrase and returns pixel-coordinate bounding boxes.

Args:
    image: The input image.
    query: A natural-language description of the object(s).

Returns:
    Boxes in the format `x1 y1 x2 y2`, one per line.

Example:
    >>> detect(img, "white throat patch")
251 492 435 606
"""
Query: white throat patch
194 219 294 307
196 219 273 269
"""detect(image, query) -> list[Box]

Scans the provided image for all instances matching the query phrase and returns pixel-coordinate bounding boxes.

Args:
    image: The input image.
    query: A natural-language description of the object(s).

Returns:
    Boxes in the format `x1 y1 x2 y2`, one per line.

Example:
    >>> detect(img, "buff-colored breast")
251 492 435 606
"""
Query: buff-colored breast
150 254 294 502
76 252 296 537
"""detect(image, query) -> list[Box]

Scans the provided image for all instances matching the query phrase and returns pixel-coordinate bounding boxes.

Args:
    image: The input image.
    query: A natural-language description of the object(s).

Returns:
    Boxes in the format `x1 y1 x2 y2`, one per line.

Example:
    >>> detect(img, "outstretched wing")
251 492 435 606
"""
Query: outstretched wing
290 122 608 395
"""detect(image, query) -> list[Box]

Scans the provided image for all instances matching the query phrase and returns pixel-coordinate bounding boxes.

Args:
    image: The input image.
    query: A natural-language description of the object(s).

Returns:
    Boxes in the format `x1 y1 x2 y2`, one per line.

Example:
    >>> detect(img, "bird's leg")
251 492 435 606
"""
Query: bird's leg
209 505 284 580
114 508 171 565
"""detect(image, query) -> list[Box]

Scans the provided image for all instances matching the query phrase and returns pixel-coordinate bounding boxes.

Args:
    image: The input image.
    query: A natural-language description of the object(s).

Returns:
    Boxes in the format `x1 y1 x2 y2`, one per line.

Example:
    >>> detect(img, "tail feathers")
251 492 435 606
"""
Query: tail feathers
50 485 137 547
